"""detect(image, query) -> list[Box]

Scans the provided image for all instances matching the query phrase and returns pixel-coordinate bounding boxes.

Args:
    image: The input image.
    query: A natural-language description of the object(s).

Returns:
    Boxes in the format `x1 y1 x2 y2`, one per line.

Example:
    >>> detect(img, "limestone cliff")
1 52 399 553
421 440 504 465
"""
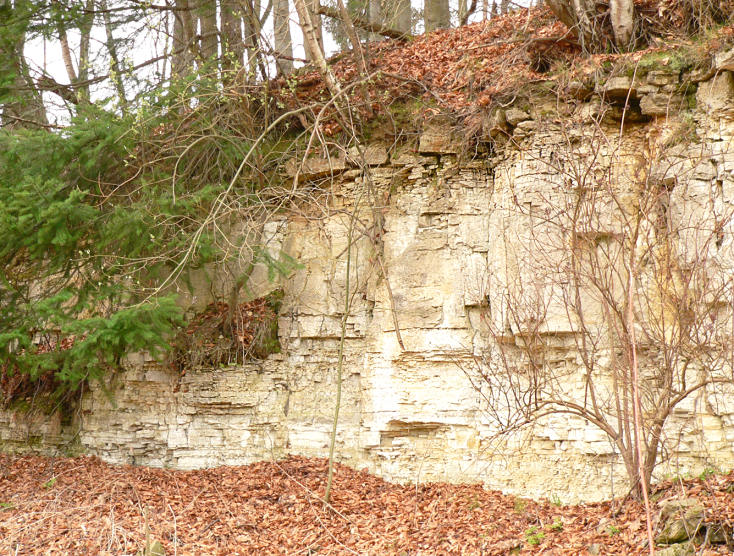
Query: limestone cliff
4 57 734 503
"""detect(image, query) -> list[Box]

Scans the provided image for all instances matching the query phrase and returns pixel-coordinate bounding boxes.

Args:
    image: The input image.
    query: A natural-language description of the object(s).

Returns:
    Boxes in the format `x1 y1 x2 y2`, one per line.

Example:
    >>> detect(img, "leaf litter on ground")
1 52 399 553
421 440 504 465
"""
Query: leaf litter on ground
1 454 733 554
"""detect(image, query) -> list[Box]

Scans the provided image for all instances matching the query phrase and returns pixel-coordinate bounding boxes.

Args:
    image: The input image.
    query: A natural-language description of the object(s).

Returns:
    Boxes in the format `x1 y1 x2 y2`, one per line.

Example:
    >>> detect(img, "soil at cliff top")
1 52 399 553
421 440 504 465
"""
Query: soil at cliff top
0 454 732 554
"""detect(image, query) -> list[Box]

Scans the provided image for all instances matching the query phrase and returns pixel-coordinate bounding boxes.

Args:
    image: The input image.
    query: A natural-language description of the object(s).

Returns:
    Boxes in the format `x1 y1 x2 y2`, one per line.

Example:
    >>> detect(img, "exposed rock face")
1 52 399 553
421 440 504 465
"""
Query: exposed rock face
3 72 734 504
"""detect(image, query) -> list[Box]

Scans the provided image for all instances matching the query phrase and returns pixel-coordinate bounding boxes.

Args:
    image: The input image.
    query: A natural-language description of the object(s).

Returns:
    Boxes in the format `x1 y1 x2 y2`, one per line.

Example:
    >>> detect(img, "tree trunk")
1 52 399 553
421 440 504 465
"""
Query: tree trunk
302 0 323 62
394 0 411 34
0 1 48 128
243 0 263 81
100 0 127 113
546 0 598 52
424 0 450 32
171 0 196 78
368 0 382 41
319 5 411 39
610 0 635 50
458 0 467 24
273 0 294 75
58 24 79 84
198 0 219 61
77 0 95 103
220 0 244 72
293 0 348 127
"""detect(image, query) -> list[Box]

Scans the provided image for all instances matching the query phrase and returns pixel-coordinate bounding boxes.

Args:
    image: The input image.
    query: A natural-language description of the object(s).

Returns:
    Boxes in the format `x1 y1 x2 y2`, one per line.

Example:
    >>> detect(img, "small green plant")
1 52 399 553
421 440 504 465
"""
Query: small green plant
550 493 563 507
549 518 564 532
525 526 545 546
607 524 620 536
42 477 56 489
467 495 481 510
513 497 527 514
699 466 718 481
0 502 14 510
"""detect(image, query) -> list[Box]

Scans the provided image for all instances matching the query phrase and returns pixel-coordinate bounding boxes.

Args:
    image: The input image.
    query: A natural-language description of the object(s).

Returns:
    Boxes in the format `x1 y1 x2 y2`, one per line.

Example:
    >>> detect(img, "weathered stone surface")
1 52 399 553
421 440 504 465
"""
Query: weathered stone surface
505 107 530 126
285 156 348 180
483 108 508 138
647 70 679 87
715 47 734 72
656 499 704 545
640 93 685 116
601 76 637 99
567 80 592 99
696 71 734 114
655 542 695 556
348 144 389 166
419 120 458 154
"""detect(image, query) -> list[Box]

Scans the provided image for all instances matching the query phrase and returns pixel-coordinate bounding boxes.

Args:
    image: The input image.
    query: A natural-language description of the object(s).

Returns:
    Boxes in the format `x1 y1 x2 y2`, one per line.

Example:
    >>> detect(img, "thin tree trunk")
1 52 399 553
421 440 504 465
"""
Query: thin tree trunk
243 0 264 82
77 0 95 103
58 26 78 84
546 0 598 52
610 0 635 50
424 0 450 32
303 0 323 61
318 5 411 39
198 0 219 61
394 0 411 34
458 0 467 25
171 0 196 78
220 0 244 79
0 1 48 128
273 0 294 75
368 0 382 41
100 0 127 113
294 0 350 128
335 0 373 116
460 0 477 26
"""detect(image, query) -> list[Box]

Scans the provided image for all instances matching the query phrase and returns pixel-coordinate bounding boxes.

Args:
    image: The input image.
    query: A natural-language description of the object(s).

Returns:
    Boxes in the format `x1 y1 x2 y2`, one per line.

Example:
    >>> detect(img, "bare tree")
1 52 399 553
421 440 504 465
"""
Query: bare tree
100 0 127 112
273 0 294 74
475 107 734 508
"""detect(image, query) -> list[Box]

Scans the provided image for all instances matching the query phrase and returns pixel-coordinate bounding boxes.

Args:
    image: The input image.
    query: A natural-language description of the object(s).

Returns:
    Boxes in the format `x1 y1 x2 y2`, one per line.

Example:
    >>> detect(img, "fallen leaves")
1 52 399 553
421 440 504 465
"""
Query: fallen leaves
1 454 733 554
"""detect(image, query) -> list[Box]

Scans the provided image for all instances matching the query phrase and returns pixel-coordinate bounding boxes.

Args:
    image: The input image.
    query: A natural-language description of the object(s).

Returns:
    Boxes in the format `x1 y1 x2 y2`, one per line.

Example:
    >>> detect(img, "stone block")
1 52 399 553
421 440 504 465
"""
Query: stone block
601 76 637 100
714 47 734 72
482 108 508 139
640 93 685 116
566 80 592 99
656 498 704 545
347 144 389 166
505 108 530 126
285 156 347 180
647 70 679 87
419 122 458 154
696 71 734 114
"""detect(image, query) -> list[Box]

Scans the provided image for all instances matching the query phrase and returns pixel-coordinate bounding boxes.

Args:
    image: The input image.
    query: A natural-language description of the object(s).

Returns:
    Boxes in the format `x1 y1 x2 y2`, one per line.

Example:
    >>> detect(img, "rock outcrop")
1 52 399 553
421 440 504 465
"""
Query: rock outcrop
3 68 734 504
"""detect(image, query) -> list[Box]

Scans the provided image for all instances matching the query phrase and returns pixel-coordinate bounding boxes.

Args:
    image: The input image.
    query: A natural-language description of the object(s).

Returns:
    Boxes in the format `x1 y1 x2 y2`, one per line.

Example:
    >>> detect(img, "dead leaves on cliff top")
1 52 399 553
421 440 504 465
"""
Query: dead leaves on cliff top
1 454 734 554
276 4 734 130
283 8 575 118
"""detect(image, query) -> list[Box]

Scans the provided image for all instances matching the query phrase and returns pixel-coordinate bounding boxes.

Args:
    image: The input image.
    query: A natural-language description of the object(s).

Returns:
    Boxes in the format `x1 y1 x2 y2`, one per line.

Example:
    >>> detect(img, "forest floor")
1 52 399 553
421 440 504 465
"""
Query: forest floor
1 453 733 555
